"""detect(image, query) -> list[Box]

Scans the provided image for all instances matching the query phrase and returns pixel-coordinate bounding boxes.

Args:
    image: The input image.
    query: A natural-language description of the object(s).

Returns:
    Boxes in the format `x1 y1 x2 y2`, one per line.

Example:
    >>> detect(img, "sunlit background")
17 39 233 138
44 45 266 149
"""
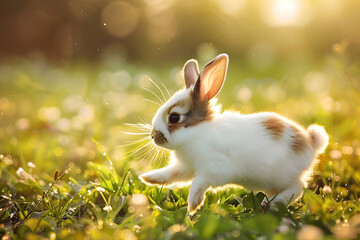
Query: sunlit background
1 0 360 239
1 0 360 161
1 0 360 177
0 0 359 62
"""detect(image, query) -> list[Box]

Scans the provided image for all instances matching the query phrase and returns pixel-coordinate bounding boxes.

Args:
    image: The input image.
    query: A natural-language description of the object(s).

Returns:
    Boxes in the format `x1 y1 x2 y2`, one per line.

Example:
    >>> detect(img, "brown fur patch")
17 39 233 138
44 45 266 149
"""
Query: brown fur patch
170 170 180 179
184 86 214 127
167 123 183 133
263 116 285 140
290 125 310 153
309 132 317 148
151 129 167 145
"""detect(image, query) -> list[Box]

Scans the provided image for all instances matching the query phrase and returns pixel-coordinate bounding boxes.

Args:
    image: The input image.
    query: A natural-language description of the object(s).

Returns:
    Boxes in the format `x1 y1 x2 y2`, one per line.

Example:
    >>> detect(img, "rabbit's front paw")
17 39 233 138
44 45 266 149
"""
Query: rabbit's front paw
139 172 166 185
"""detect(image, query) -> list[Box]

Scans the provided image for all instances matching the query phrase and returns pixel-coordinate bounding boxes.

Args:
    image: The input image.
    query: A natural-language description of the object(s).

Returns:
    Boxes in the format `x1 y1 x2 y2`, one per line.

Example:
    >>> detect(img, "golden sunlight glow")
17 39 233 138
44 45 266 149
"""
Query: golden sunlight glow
262 0 311 27
216 0 247 15
144 0 177 44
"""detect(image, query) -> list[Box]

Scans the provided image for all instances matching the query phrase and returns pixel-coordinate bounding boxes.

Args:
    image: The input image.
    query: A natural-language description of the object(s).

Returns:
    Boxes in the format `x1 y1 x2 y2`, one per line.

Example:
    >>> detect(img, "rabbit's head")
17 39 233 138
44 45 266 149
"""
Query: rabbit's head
151 54 229 149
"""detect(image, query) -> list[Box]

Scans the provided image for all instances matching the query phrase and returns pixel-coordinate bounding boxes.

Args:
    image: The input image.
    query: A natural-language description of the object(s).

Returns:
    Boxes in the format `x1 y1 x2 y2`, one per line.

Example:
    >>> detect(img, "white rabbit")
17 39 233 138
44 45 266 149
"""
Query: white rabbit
139 53 328 213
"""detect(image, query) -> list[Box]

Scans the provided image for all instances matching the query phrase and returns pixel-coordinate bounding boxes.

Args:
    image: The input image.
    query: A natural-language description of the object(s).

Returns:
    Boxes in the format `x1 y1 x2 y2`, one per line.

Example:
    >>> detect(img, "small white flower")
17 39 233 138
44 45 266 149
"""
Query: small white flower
96 187 106 193
16 167 35 182
103 205 112 212
322 185 332 194
27 162 36 168
16 167 24 176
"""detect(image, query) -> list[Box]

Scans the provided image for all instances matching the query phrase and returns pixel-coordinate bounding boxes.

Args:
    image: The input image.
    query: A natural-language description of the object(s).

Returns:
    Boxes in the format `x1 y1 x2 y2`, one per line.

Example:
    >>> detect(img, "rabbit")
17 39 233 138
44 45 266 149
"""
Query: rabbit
139 53 329 214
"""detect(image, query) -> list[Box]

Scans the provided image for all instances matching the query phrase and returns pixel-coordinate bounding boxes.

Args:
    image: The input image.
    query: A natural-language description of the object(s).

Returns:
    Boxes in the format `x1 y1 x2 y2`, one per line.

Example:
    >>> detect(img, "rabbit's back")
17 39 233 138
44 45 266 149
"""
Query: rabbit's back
178 111 316 192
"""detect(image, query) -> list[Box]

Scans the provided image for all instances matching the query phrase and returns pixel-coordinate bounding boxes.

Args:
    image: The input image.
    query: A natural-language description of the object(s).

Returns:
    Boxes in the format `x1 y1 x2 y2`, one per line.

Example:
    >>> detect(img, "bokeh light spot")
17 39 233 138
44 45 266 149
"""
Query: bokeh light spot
304 71 329 93
197 43 216 63
0 98 10 111
237 87 252 103
54 147 63 157
330 150 342 160
132 193 148 205
342 146 353 155
38 107 61 122
16 118 30 130
101 1 139 38
297 225 323 240
56 118 71 132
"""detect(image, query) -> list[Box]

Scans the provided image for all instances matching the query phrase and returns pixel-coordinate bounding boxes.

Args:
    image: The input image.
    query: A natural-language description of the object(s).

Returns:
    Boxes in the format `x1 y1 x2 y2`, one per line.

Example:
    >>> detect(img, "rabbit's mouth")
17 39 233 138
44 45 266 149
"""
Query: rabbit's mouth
151 129 167 146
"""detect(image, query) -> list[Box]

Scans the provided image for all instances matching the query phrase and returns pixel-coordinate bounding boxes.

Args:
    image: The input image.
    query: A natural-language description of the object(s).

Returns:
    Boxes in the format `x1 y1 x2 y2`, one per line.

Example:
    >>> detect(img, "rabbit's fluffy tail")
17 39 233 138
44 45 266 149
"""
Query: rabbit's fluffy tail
307 125 329 153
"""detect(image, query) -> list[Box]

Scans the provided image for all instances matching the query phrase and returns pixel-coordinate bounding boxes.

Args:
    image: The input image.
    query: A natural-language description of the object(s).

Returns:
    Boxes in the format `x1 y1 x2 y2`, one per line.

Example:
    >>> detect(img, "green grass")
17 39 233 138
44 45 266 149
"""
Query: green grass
1 52 360 240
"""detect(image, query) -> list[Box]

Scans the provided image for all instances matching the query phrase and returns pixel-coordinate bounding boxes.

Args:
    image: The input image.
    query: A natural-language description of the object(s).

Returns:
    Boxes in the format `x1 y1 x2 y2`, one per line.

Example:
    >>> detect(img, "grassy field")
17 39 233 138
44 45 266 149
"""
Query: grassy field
1 50 360 239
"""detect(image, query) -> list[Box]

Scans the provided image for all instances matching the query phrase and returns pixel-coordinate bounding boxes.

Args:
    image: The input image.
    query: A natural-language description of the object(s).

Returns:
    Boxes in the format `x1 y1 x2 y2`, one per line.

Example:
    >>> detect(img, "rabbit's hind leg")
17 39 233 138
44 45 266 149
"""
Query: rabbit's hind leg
263 180 305 210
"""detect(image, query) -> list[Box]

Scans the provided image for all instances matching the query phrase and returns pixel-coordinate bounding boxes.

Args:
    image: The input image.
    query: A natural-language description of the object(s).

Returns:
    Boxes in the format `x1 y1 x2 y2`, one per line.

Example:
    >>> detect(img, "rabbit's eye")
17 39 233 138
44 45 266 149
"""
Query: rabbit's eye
169 113 180 124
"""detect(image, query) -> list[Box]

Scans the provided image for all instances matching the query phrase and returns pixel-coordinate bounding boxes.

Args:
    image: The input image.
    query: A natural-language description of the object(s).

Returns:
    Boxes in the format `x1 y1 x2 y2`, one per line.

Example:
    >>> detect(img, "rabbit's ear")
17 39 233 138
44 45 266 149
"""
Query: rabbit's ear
184 59 199 89
197 54 228 101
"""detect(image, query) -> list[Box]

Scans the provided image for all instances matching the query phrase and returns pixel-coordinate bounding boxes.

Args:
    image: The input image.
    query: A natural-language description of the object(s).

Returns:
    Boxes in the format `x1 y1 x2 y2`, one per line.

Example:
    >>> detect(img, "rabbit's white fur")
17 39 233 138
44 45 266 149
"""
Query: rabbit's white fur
140 54 328 213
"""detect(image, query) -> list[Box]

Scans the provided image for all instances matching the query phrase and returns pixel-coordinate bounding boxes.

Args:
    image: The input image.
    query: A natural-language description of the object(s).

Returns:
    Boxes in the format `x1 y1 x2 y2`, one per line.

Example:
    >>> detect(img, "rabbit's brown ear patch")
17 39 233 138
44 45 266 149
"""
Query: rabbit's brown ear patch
263 116 285 140
290 125 310 153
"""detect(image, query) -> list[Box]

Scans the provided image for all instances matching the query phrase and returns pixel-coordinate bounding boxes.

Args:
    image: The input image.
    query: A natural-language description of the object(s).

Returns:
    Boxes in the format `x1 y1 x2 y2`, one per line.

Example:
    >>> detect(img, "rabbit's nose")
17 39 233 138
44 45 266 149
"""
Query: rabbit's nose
151 129 167 145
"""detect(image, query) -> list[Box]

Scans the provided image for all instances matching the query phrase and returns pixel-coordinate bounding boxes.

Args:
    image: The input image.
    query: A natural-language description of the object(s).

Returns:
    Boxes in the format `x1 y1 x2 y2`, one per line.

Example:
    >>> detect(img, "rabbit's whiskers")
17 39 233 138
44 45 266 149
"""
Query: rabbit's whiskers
141 76 171 106
143 98 162 106
146 77 168 102
142 86 164 104
121 122 168 170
